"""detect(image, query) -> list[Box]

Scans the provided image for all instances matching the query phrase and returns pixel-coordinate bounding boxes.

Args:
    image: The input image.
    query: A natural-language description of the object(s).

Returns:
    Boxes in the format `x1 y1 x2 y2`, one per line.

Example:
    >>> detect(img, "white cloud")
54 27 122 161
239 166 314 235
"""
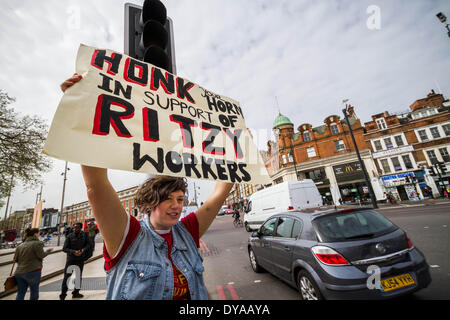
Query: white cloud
1 0 450 214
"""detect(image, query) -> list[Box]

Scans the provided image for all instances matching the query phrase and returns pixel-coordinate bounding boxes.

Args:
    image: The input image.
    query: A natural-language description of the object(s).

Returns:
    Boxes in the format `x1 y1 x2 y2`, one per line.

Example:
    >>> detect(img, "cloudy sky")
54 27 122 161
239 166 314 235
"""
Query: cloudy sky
1 0 450 216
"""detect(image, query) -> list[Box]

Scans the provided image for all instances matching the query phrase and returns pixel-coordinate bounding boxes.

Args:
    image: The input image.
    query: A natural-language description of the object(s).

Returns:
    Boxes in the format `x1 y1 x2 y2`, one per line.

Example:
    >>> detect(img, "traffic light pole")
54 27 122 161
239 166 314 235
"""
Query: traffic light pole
434 162 445 197
342 105 378 209
57 161 68 247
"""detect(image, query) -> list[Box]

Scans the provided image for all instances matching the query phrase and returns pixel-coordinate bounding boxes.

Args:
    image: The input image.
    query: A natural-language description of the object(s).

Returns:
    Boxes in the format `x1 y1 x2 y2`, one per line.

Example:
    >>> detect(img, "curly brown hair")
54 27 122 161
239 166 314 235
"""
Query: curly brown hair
134 175 187 212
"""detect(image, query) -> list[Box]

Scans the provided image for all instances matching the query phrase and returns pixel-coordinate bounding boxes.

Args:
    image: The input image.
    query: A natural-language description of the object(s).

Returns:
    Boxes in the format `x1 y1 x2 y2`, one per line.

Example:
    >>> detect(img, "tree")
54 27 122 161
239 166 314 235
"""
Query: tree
0 89 52 203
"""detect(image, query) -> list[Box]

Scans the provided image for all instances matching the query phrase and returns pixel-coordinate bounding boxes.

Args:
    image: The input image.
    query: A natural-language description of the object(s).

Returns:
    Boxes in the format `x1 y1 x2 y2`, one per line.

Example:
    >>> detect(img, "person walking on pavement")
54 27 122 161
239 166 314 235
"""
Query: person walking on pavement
59 222 90 300
13 228 53 300
87 221 97 257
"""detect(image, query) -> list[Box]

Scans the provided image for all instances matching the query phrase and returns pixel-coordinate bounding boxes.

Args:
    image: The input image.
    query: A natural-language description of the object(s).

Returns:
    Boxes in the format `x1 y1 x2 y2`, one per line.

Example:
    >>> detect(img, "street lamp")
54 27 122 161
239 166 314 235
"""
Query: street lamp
57 161 70 246
436 12 450 38
342 101 378 209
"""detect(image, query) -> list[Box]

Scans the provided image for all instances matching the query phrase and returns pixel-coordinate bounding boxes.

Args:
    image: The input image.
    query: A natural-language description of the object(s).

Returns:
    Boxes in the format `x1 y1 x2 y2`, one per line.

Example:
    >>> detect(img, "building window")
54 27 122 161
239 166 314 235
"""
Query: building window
307 147 316 158
394 135 404 147
380 159 391 174
376 118 387 130
384 137 394 149
334 140 345 151
306 168 326 181
439 148 450 162
303 131 311 142
330 123 339 135
288 152 294 162
418 129 429 141
391 157 402 171
373 140 383 151
443 124 450 136
426 150 439 165
430 127 441 139
282 154 287 164
402 155 414 169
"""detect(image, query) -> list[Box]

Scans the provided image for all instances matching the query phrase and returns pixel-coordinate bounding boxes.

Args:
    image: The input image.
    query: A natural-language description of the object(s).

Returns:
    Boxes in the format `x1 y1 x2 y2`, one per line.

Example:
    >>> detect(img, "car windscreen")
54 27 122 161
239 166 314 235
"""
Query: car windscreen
312 210 397 242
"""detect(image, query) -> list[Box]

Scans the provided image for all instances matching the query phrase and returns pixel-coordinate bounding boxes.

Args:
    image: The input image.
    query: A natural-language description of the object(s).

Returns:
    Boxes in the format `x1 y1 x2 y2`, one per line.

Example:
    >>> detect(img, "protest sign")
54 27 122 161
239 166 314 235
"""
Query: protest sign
43 44 271 184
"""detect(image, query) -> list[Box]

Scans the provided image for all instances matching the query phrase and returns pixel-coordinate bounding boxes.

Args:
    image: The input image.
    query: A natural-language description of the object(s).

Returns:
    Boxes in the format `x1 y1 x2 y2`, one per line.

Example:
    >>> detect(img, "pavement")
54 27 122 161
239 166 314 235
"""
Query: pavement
0 242 106 300
0 197 448 300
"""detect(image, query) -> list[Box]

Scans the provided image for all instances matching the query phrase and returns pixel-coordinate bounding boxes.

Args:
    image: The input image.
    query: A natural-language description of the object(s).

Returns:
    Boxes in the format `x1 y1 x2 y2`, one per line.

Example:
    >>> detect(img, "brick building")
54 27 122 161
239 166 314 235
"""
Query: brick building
62 185 139 228
263 107 383 205
364 90 450 200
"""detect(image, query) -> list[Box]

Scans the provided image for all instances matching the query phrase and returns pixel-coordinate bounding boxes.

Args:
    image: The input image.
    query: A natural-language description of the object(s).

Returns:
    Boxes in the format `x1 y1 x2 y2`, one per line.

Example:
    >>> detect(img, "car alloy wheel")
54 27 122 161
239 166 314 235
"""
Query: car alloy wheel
248 248 263 273
297 270 322 300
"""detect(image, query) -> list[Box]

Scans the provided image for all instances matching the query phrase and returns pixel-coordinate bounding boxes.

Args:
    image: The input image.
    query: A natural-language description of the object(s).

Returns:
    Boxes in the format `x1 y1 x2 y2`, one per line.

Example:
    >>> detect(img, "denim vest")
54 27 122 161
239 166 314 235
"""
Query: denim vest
105 217 208 300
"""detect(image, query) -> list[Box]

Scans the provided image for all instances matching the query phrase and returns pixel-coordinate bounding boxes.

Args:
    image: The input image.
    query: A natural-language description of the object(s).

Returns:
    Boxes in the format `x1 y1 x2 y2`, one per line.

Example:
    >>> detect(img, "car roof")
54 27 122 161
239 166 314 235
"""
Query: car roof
270 206 377 221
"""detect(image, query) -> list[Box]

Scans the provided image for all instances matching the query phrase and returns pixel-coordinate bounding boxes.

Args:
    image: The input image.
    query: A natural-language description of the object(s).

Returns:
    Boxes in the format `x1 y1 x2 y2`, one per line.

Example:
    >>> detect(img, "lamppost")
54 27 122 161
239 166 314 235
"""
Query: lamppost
57 161 70 246
193 182 200 206
436 12 450 38
289 140 299 180
342 100 378 209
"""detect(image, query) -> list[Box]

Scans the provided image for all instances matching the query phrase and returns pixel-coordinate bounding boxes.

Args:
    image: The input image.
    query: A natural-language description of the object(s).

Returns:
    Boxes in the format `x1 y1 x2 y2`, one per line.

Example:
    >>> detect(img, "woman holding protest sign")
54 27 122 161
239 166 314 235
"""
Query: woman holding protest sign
61 73 233 300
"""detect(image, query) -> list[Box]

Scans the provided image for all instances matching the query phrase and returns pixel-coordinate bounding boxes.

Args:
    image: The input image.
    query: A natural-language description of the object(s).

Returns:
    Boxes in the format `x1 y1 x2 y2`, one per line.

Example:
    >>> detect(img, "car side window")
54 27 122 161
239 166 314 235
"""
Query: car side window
291 219 302 239
260 218 277 237
275 217 295 238
247 201 252 212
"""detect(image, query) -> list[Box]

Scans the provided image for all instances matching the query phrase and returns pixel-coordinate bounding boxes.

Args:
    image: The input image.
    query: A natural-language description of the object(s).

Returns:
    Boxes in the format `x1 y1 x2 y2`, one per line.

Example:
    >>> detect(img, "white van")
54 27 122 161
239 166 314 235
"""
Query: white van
243 180 322 231
180 205 199 220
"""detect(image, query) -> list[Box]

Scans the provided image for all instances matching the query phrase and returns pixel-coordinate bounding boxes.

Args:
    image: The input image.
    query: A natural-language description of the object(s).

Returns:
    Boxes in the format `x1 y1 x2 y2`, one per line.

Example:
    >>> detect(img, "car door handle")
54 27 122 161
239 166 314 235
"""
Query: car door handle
284 246 291 252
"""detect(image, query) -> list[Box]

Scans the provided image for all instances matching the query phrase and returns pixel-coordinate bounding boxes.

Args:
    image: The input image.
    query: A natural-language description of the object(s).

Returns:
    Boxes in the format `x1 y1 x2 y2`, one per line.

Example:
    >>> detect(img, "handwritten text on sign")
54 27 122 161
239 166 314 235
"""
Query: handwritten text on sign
43 44 270 184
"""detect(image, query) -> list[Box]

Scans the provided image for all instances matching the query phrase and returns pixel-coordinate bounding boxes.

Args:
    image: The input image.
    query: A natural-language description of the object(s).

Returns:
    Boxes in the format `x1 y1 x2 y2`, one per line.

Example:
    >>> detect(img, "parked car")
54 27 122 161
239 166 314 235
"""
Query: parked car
225 209 234 215
217 208 227 216
247 207 431 300
244 180 322 232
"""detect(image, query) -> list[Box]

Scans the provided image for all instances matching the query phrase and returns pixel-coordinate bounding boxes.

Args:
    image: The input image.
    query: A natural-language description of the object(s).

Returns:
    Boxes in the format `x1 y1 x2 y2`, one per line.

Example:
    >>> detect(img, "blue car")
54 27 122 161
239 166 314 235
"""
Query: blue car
248 208 431 300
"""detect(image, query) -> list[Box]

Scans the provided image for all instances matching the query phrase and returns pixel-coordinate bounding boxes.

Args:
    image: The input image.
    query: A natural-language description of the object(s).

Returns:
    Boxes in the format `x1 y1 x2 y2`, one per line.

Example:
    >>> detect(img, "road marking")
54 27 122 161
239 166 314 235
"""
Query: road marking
226 283 240 300
424 226 429 229
430 265 440 268
216 285 227 300
254 280 261 283
199 239 210 254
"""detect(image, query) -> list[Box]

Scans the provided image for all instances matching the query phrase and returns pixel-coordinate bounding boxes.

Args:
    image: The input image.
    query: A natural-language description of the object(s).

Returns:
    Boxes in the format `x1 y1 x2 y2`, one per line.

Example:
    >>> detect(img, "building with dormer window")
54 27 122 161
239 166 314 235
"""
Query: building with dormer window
364 90 450 199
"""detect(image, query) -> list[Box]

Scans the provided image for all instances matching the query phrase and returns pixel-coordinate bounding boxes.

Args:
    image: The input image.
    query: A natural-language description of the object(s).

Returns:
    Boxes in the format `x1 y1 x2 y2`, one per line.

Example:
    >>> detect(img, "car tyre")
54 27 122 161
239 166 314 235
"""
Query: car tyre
245 222 252 232
248 248 263 273
297 270 323 300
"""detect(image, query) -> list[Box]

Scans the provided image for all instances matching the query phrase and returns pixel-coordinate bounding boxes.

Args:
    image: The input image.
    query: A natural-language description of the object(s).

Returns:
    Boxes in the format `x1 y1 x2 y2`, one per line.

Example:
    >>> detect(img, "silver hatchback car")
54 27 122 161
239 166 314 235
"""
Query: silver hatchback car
247 208 431 300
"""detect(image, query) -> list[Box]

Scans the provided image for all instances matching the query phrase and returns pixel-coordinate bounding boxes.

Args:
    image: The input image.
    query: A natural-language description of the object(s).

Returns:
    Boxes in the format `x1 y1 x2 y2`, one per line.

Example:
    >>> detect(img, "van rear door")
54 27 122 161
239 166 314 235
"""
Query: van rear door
289 185 308 209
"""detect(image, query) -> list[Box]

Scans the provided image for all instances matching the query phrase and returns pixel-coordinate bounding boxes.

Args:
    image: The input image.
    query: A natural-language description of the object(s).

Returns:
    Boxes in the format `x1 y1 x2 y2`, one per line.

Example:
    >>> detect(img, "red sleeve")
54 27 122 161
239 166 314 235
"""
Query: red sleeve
181 212 200 248
103 215 141 271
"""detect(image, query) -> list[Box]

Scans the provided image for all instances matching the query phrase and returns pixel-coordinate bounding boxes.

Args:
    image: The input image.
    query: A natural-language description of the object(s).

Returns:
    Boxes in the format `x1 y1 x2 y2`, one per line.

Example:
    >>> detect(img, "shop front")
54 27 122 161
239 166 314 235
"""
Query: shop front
333 162 371 204
316 184 333 205
380 172 421 201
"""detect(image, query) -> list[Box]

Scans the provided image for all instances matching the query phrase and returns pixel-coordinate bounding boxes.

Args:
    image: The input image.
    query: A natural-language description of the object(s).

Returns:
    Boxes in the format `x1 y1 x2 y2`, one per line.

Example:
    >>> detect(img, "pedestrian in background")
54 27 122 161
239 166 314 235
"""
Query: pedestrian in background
87 221 96 253
13 228 53 300
59 222 90 300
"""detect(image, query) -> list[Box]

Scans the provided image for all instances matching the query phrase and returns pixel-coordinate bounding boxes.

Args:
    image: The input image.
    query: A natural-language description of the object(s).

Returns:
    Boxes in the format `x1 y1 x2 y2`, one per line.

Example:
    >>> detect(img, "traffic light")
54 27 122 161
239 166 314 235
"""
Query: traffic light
437 162 448 175
124 1 176 74
427 166 437 177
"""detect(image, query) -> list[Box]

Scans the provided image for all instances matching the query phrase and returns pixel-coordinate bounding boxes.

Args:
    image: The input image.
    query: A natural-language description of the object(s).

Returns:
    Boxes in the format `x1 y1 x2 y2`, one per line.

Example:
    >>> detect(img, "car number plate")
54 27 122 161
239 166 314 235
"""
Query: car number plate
380 273 415 292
